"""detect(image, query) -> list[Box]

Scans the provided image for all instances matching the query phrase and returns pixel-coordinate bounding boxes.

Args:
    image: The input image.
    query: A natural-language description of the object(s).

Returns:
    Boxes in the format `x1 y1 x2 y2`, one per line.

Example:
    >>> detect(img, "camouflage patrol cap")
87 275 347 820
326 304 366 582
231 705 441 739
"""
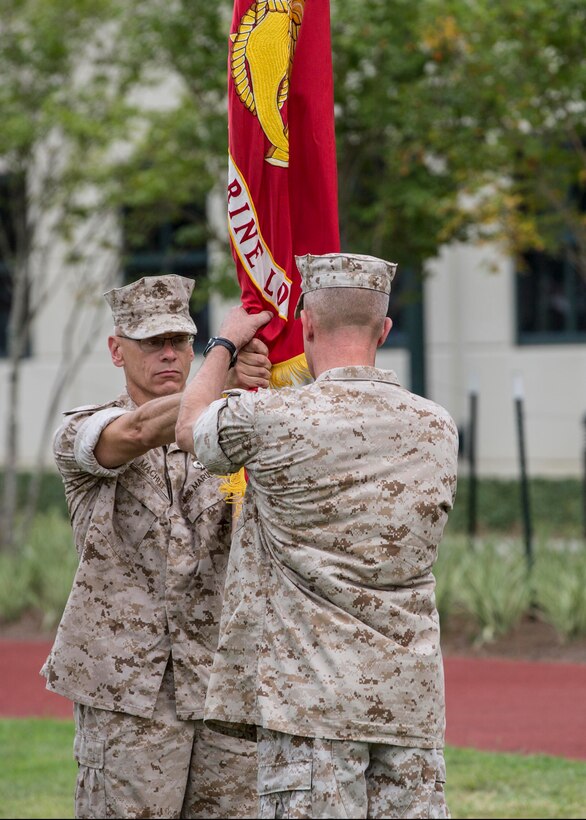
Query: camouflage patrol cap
104 274 197 339
294 253 397 318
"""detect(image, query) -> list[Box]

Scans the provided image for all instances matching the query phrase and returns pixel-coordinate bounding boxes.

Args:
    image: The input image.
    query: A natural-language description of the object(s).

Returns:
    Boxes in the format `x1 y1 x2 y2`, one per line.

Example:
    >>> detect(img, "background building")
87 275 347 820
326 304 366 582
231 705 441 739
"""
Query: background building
1 219 585 478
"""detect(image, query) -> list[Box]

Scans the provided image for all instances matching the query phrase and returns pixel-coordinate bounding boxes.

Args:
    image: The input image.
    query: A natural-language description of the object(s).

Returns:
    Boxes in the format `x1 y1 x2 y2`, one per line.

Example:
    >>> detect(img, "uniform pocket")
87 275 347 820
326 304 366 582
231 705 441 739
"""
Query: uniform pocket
428 751 449 819
74 734 107 819
399 748 447 819
92 477 161 565
258 761 312 819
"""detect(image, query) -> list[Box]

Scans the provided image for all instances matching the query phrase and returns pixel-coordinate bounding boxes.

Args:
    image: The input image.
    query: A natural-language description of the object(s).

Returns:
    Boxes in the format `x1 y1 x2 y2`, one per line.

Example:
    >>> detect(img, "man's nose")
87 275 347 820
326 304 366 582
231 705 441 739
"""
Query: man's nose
160 340 178 357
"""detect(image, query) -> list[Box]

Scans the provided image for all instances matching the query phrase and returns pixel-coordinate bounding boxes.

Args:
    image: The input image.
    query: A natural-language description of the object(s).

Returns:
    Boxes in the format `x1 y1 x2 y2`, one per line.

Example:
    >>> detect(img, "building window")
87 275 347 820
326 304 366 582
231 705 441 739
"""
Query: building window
516 249 586 344
0 173 28 359
382 264 415 349
122 204 210 348
0 265 10 358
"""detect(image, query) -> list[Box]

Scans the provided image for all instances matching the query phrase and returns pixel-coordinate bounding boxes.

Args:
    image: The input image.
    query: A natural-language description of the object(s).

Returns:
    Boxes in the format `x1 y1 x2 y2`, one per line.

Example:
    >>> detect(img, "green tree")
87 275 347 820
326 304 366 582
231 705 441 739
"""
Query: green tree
0 1 245 550
330 0 586 275
329 0 585 388
0 0 139 549
96 0 239 310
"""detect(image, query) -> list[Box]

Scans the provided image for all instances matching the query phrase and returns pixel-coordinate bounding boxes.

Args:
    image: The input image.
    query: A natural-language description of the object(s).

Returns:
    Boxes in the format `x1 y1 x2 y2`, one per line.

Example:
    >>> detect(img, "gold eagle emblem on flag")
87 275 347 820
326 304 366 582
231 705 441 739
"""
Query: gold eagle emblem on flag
230 0 306 167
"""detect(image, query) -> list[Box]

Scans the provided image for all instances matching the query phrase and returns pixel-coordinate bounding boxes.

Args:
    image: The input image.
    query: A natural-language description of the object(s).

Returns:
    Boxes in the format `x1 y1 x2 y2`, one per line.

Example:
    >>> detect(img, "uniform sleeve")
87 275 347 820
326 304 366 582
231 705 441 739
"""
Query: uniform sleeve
193 392 261 475
71 407 130 478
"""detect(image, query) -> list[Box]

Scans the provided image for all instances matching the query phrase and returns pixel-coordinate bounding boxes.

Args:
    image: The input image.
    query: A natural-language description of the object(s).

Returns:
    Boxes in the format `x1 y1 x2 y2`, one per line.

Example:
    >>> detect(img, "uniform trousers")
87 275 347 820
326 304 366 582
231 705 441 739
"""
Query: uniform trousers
72 661 258 819
257 728 449 819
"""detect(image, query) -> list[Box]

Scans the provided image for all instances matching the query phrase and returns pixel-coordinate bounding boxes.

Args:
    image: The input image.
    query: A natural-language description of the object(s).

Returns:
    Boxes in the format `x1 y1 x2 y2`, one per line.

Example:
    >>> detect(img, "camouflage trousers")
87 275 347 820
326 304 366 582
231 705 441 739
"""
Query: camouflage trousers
256 728 449 819
73 662 258 819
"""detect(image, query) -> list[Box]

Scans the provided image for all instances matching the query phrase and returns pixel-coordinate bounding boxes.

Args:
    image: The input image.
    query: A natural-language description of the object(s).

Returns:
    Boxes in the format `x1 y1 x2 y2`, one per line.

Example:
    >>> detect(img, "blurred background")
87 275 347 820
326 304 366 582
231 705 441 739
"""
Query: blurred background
0 0 585 647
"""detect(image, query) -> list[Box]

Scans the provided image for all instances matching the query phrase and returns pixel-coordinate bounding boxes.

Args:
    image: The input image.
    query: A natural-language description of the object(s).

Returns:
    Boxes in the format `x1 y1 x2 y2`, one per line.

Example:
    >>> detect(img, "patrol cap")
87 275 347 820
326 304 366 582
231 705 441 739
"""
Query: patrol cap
294 253 397 318
104 274 197 339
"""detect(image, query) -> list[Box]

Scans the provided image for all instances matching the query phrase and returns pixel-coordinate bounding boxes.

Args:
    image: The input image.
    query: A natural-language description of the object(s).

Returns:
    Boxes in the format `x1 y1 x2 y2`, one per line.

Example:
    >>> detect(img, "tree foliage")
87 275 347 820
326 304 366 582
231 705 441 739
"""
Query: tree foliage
331 0 586 276
0 0 138 548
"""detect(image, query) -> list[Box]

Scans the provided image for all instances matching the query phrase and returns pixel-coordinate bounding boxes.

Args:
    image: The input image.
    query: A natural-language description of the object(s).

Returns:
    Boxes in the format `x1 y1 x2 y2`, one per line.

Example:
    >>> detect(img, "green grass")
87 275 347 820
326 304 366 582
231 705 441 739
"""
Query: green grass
0 719 585 819
444 746 586 819
0 719 75 819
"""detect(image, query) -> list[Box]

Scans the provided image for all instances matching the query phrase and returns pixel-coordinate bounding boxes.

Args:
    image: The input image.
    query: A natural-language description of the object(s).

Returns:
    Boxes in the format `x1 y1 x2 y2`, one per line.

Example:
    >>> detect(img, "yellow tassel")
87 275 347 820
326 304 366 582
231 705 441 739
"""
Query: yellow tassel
269 352 312 388
219 467 247 517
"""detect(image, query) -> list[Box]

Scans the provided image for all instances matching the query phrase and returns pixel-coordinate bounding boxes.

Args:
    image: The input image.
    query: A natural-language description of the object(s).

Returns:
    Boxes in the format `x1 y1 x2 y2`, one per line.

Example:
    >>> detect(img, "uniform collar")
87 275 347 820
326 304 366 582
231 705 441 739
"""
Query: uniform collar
316 366 401 386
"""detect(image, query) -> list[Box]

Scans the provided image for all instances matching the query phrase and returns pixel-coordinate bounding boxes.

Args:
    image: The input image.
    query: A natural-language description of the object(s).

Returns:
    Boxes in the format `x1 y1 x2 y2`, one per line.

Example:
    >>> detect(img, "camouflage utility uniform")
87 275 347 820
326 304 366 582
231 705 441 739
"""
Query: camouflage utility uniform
194 366 459 819
42 391 257 819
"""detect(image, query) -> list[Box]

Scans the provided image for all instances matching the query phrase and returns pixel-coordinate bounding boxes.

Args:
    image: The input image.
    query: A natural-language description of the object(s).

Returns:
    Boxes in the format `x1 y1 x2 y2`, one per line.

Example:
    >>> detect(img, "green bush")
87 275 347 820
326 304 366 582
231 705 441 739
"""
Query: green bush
0 554 34 622
0 470 66 516
433 535 468 625
460 539 531 643
435 536 532 645
0 511 76 629
2 478 586 647
532 541 586 640
446 477 583 539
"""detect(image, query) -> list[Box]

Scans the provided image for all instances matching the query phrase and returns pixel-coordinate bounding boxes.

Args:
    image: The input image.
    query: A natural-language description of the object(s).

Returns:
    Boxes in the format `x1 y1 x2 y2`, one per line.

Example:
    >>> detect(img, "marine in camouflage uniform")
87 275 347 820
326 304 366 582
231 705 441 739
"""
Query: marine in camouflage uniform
176 254 459 819
41 274 271 819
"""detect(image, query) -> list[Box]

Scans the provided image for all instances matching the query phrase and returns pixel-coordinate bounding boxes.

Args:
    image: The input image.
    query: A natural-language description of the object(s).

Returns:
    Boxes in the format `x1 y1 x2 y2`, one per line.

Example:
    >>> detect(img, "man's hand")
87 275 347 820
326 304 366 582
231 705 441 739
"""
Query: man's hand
226 337 272 390
175 308 273 453
218 306 273 351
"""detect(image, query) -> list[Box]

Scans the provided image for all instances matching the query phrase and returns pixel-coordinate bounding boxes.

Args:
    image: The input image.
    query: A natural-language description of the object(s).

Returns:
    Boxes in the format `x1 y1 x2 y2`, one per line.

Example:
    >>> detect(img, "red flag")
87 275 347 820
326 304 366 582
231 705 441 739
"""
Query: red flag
227 0 340 386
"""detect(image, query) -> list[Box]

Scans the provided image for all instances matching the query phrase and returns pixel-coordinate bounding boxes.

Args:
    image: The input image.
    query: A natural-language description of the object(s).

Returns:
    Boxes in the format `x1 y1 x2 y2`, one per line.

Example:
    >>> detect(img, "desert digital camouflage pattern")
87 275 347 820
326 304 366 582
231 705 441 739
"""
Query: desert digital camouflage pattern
73 663 258 819
195 366 458 747
294 252 397 317
256 728 449 819
42 391 234 719
104 273 197 339
43 391 259 817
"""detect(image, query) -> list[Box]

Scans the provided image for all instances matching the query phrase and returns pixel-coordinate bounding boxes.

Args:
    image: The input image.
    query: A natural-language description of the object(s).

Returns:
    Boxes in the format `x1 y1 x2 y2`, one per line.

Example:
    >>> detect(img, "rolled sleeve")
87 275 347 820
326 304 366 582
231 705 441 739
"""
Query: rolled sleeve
194 393 259 475
73 407 130 478
193 398 235 474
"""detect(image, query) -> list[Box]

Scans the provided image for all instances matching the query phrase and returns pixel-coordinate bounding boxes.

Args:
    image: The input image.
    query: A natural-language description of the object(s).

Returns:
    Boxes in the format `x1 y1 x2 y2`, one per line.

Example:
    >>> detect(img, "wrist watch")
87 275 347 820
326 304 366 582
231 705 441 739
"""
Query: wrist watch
202 336 238 369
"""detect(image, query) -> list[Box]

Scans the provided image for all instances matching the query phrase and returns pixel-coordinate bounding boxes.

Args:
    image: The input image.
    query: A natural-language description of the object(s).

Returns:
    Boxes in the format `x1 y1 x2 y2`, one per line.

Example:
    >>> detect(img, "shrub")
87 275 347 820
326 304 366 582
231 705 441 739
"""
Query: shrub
0 554 34 623
533 541 586 640
0 511 76 629
446 477 582 539
0 470 67 515
433 535 468 626
456 539 531 644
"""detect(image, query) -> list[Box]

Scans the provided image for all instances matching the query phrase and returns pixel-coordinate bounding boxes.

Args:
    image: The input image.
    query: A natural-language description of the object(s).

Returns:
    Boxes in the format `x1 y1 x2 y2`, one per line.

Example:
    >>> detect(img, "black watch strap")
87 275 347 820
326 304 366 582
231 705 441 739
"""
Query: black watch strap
203 336 238 368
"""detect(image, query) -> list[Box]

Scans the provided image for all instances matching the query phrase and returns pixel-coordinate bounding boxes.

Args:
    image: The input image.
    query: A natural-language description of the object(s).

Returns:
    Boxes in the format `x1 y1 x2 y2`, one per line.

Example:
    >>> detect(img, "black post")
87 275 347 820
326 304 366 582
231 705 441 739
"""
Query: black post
404 267 426 398
467 386 478 546
582 414 586 541
514 377 533 571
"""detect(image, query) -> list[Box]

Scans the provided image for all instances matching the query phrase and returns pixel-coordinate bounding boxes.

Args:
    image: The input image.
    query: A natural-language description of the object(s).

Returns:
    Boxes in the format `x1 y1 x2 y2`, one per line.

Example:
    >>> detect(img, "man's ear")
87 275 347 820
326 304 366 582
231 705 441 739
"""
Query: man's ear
108 335 125 368
377 316 393 348
301 310 314 341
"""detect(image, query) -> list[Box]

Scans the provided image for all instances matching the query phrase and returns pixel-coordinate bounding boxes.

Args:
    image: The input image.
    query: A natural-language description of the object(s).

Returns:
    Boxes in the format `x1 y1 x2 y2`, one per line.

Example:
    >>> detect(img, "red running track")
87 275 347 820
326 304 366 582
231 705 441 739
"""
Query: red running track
1 640 586 761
